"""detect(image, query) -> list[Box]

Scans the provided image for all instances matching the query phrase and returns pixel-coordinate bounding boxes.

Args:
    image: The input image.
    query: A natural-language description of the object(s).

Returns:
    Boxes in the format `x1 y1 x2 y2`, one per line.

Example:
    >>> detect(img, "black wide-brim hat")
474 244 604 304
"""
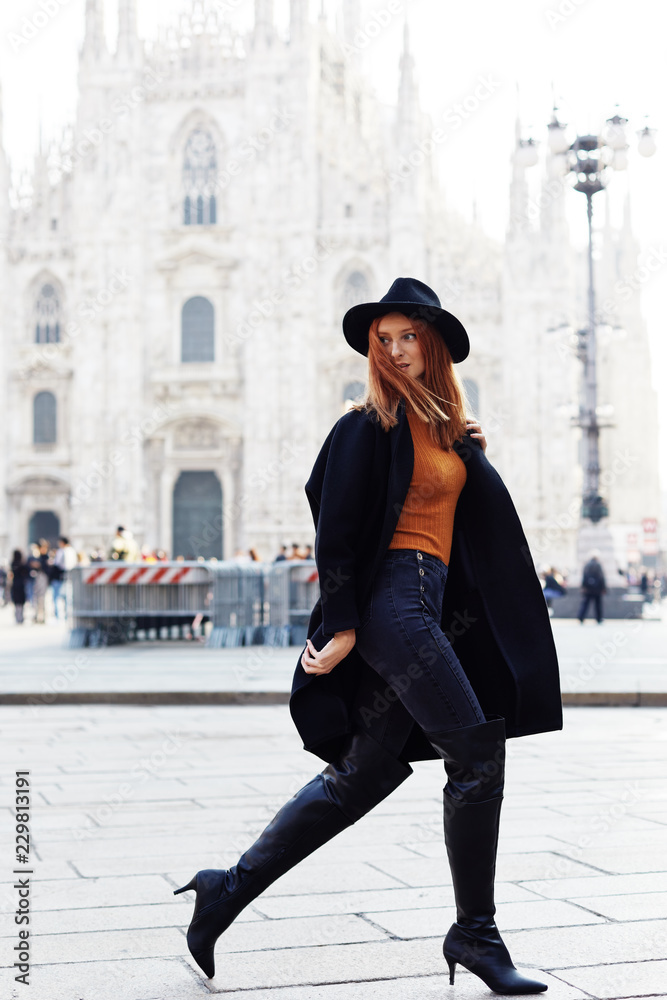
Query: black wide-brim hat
342 276 470 363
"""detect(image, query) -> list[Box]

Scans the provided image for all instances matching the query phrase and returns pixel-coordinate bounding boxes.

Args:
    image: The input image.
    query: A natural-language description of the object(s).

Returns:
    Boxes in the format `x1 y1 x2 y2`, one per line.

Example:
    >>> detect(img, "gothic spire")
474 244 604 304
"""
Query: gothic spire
343 0 361 46
290 0 307 40
0 79 9 235
254 0 275 46
508 107 530 240
117 0 139 63
397 17 417 140
82 0 107 62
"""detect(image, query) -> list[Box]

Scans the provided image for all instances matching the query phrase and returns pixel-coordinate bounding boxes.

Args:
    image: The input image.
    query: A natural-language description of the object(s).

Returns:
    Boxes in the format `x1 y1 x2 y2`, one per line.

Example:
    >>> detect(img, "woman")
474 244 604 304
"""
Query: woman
175 278 562 993
10 550 28 624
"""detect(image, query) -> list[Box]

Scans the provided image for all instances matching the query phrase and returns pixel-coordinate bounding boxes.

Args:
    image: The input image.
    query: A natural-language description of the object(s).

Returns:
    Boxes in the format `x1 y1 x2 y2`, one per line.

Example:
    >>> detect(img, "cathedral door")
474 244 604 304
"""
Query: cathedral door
172 471 223 560
28 511 60 548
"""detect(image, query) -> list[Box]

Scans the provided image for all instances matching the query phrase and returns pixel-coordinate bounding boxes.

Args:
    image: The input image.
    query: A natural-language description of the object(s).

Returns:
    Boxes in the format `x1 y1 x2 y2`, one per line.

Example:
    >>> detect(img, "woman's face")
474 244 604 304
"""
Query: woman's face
376 312 425 379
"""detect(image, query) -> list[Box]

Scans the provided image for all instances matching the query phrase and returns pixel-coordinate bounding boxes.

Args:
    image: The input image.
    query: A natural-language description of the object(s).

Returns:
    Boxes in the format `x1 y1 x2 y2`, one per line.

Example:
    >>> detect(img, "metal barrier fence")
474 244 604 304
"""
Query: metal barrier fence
69 562 215 646
207 560 319 648
68 560 320 647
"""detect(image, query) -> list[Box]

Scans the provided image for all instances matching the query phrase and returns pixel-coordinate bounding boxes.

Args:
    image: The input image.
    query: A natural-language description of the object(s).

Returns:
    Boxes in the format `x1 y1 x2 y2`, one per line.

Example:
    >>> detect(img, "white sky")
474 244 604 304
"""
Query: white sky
1 0 665 480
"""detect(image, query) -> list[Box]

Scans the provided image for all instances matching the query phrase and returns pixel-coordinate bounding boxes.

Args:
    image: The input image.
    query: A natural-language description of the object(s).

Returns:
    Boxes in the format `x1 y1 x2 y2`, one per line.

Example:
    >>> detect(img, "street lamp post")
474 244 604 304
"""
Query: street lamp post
542 110 657 524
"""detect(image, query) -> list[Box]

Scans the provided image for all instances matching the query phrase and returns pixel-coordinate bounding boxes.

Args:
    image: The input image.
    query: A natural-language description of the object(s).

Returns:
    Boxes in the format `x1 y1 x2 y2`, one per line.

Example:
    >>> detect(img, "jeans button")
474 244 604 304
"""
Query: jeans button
417 551 423 560
420 585 425 592
419 568 425 576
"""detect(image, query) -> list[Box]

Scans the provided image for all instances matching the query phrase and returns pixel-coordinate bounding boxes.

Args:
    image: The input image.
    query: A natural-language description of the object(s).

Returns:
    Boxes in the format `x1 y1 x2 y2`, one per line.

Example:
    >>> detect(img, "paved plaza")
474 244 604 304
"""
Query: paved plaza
0 604 665 705
1 606 667 999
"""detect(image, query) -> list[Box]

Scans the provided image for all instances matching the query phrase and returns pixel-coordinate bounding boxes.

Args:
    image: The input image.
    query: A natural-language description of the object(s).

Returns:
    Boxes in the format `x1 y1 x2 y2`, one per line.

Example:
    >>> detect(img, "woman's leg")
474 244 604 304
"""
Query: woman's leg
355 550 547 994
175 725 412 978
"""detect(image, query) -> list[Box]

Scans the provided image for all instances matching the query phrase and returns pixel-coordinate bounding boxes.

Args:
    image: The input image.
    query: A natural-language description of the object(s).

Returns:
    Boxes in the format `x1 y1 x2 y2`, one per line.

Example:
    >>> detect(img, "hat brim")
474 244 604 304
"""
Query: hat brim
342 301 470 363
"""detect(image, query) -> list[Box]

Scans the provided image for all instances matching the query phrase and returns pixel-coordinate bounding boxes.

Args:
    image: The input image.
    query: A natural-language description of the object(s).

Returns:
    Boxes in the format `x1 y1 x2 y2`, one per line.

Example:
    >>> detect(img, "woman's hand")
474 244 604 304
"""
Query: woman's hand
466 420 487 453
301 629 356 675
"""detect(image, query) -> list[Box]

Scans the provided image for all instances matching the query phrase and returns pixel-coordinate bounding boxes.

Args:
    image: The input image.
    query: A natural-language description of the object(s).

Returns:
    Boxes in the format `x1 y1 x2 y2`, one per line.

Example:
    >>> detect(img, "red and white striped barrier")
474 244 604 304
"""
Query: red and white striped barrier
83 565 209 585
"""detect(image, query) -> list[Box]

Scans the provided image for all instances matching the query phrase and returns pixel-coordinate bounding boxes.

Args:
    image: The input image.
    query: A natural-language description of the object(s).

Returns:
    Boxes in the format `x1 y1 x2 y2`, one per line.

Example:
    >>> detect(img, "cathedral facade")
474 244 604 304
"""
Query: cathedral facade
0 0 660 578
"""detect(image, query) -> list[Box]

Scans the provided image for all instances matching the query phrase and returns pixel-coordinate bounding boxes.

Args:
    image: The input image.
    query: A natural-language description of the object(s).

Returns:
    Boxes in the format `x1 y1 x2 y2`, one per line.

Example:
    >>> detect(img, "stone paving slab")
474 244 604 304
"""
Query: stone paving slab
552 958 667 998
6 957 208 1000
573 891 667 921
368 898 606 939
519 871 667 899
4 900 261 936
2 703 667 999
506 919 667 968
196 973 589 1000
250 881 537 919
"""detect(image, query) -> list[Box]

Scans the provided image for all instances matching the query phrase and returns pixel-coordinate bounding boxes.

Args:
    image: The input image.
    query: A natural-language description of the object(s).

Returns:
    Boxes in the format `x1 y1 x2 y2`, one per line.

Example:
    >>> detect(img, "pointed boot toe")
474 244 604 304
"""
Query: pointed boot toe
444 923 548 994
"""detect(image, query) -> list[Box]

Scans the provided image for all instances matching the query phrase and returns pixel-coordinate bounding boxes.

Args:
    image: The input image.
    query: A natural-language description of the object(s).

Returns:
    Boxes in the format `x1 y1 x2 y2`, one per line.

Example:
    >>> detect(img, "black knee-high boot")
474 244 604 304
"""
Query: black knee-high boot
427 716 548 995
174 731 412 978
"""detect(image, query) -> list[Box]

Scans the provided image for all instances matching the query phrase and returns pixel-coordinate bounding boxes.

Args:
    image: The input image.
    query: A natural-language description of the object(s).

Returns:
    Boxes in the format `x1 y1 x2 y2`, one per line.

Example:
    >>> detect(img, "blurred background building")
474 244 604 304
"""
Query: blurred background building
0 0 660 577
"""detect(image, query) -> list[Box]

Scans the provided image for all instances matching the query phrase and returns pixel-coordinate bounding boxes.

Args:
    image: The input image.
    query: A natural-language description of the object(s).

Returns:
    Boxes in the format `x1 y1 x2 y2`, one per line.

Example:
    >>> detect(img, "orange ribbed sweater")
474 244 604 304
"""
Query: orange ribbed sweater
388 407 467 566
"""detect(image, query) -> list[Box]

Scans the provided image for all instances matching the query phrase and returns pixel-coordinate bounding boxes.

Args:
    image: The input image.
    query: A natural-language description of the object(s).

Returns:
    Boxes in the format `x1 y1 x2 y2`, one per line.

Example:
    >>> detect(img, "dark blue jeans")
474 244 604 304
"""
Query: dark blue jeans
351 549 485 748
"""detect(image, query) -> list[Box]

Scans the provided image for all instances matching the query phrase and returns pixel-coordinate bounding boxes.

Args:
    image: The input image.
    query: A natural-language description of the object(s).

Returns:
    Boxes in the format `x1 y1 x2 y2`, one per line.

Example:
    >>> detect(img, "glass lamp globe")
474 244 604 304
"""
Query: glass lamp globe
604 115 628 150
515 140 539 168
637 128 657 157
548 124 569 154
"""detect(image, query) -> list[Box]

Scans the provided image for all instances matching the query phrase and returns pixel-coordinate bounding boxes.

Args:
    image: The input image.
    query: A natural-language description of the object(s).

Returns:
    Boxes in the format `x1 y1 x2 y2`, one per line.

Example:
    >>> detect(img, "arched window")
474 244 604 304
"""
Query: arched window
342 270 370 311
181 296 215 362
462 378 479 419
182 130 217 225
34 283 61 343
33 391 57 444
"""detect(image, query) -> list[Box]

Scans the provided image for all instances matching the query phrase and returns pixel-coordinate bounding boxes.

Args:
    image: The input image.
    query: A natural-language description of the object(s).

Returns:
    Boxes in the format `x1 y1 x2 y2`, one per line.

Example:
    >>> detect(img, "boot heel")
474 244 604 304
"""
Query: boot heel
173 875 197 896
444 950 456 985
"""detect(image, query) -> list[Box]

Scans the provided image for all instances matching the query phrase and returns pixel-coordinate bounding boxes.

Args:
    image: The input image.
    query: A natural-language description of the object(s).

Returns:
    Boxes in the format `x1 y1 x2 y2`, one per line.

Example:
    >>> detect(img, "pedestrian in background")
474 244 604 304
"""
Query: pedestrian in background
10 550 29 624
174 277 561 992
542 566 567 612
51 536 78 619
31 539 51 624
578 551 606 624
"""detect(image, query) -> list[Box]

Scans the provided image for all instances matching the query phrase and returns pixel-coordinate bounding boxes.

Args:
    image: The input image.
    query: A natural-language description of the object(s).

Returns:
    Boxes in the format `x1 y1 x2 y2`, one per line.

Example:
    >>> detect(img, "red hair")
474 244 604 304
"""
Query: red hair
351 313 469 449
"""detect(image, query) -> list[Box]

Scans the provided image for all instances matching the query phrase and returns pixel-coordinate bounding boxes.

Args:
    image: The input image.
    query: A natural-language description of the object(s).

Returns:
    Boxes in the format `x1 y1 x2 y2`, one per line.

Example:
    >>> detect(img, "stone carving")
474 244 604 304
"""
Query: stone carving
173 419 220 450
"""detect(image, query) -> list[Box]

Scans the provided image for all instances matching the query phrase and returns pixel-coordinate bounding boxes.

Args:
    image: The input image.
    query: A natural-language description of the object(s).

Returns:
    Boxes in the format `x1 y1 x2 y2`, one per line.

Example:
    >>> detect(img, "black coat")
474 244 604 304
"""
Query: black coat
289 400 563 764
10 562 28 604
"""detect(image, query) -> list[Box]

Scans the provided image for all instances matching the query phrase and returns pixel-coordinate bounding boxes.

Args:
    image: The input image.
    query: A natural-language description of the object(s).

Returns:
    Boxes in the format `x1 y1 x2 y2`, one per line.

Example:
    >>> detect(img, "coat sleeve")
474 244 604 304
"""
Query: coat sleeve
311 409 376 638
